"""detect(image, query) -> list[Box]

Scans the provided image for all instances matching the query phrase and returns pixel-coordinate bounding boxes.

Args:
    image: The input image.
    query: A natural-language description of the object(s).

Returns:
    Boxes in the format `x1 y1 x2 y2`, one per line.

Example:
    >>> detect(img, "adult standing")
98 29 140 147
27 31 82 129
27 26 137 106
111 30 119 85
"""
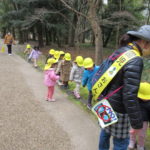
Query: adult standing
4 32 15 55
98 25 150 150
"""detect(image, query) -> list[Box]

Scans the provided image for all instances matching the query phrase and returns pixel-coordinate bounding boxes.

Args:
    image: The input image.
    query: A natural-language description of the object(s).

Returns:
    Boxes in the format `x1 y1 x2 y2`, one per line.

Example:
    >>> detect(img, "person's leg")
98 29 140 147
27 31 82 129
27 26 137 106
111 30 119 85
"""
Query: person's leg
113 137 129 150
74 82 80 98
49 86 55 100
7 45 11 54
63 81 68 88
46 87 51 100
128 128 137 149
99 129 111 150
34 59 37 67
65 81 68 88
137 121 148 149
87 90 93 109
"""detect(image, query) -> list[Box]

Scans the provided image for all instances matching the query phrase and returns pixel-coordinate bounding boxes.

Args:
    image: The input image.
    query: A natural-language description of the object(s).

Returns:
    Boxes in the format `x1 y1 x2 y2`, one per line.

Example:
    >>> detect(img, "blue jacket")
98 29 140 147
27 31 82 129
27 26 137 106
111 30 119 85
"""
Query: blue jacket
82 66 99 91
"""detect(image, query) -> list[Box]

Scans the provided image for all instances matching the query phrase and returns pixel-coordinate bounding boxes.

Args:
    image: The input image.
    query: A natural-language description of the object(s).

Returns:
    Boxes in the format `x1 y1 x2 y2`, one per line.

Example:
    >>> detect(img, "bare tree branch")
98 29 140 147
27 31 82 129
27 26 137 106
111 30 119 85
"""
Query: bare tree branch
59 0 88 19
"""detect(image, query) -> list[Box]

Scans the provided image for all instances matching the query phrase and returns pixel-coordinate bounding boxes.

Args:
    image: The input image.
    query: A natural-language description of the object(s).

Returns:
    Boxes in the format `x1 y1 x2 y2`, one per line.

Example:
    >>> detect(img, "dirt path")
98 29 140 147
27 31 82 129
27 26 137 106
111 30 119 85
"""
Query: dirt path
0 42 100 150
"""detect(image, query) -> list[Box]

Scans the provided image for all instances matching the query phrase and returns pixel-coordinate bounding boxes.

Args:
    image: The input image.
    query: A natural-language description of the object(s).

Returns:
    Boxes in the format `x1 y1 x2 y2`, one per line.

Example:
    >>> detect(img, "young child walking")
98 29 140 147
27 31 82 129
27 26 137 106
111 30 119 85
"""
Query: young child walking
82 57 99 109
24 44 32 62
44 58 59 102
69 56 84 99
28 46 42 67
128 82 150 150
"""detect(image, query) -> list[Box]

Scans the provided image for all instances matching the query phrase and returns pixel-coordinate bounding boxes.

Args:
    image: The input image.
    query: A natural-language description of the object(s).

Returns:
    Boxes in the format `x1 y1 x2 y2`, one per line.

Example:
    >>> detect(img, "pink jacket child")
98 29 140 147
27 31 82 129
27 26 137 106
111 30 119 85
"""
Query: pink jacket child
44 68 59 101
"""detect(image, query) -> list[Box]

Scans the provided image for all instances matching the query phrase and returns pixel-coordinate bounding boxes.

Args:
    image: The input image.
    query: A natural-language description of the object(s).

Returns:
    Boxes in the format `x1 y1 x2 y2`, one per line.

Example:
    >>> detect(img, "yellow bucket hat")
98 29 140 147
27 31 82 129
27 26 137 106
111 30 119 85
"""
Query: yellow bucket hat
54 51 60 59
44 58 58 70
83 57 94 68
26 44 31 49
74 56 84 67
64 53 71 61
49 49 55 55
59 51 65 55
138 82 150 100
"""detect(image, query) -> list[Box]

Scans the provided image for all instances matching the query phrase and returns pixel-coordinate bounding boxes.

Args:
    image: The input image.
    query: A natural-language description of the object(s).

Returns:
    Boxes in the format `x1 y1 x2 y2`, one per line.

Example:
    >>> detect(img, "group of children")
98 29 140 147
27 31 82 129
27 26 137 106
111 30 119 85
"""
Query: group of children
24 45 98 105
24 44 150 150
42 48 99 107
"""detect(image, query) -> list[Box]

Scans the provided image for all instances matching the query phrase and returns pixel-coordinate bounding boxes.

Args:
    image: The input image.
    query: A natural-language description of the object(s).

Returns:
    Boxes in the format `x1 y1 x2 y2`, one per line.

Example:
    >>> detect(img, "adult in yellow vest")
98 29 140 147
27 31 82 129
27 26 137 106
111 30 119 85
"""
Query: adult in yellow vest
99 25 150 150
4 32 15 55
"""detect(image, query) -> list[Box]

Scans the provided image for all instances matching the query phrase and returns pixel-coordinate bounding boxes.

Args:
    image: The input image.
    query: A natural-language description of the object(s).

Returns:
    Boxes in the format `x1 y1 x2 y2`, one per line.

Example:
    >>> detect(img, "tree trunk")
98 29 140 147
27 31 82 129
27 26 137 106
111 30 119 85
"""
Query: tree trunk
88 0 103 65
37 24 44 47
115 25 120 49
32 27 36 41
91 32 95 46
103 28 113 47
18 29 24 44
12 28 16 39
56 30 61 47
68 13 77 47
2 28 7 38
45 28 50 45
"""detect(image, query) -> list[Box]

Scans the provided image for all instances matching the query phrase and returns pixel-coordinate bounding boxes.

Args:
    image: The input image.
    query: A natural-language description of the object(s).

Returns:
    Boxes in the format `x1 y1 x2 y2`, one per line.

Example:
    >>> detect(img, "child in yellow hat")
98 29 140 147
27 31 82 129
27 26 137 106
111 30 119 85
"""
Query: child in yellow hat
24 44 32 62
82 57 99 109
44 58 59 101
69 56 84 99
45 49 55 64
55 51 65 85
59 53 72 88
128 82 150 150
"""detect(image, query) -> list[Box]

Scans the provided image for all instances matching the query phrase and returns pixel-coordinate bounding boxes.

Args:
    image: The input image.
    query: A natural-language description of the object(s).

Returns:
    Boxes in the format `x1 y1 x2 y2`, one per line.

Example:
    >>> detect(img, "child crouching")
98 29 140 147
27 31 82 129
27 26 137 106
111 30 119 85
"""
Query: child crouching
69 56 84 99
129 82 150 150
44 58 59 102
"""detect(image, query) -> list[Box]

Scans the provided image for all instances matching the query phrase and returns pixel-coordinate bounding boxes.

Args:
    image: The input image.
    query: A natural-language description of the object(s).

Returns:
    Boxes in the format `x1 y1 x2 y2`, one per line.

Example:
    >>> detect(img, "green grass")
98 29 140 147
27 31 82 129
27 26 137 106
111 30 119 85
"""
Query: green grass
68 82 88 100
141 58 150 82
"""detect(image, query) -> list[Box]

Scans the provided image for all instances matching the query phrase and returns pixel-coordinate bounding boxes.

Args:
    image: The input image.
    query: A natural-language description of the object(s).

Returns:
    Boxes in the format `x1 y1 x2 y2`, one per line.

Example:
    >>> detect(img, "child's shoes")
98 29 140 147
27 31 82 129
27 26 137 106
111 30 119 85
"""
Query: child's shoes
87 104 92 110
76 93 80 99
73 91 80 99
137 145 145 150
48 99 56 102
128 140 136 149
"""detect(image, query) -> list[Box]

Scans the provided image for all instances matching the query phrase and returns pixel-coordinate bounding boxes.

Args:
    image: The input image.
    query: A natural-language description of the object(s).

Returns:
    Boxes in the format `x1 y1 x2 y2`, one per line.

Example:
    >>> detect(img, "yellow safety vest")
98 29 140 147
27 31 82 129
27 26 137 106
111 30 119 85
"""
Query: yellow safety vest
92 49 140 100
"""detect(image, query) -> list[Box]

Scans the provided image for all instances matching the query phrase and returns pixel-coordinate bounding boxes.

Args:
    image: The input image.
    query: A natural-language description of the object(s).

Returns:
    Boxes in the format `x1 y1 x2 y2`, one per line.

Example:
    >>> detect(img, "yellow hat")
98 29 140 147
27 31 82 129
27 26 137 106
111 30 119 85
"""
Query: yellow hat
64 53 71 61
138 82 150 100
83 57 94 68
54 51 60 59
74 56 84 67
44 58 58 70
49 49 55 55
26 44 31 49
44 64 51 70
59 51 65 55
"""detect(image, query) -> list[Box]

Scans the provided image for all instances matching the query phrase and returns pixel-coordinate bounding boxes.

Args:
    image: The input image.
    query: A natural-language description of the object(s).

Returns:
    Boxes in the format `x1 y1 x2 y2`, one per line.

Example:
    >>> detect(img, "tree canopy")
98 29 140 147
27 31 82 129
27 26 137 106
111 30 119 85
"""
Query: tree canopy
0 0 149 63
